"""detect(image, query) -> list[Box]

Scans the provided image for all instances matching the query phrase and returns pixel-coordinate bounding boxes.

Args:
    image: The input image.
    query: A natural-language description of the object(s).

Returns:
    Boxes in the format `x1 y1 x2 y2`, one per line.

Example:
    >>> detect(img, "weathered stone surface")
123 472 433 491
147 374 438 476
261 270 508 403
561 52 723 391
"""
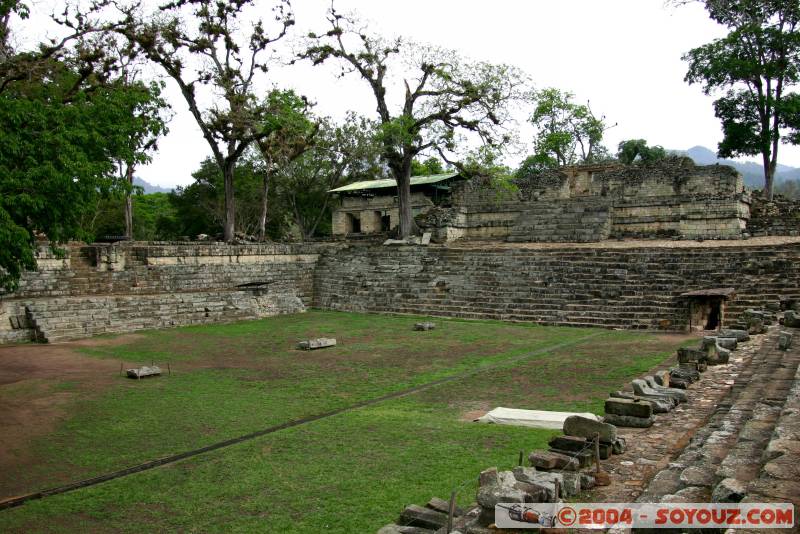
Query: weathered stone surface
643 376 689 402
778 331 793 350
719 329 750 342
679 466 715 487
580 473 596 490
610 391 672 413
476 478 526 509
631 379 678 407
478 467 498 487
548 435 611 459
297 338 337 350
512 467 564 500
126 365 161 379
560 472 582 496
604 398 653 418
716 337 738 350
784 310 800 327
549 447 593 468
528 450 578 471
612 437 627 455
603 413 655 428
399 505 447 531
700 337 731 364
563 415 618 443
426 497 462 517
652 370 670 387
413 322 436 331
677 347 707 364
712 478 747 503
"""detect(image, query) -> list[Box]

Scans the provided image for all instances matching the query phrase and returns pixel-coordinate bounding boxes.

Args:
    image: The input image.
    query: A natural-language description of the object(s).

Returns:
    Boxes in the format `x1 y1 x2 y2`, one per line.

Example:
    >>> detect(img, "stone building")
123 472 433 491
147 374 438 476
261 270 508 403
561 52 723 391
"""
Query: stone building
328 173 463 236
418 158 752 242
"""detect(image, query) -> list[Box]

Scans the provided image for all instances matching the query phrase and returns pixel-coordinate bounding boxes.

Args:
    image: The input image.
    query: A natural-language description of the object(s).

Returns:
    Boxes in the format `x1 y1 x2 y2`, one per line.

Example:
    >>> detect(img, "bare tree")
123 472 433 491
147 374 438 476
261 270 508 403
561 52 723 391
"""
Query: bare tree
113 0 296 241
302 6 528 238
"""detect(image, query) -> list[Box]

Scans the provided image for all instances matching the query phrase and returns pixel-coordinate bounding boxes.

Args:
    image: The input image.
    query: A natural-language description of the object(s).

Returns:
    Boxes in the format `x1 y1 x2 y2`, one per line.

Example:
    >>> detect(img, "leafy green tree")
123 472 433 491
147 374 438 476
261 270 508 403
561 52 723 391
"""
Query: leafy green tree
681 0 800 199
254 90 317 241
84 193 180 241
273 114 384 239
617 139 667 165
0 42 168 290
170 156 291 240
411 157 446 176
302 7 528 238
527 88 612 169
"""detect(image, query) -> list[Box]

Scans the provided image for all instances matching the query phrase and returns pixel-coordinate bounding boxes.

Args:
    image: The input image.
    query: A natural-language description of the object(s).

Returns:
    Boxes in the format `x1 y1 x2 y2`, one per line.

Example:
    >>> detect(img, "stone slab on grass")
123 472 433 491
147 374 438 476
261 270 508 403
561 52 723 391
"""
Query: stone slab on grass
126 365 161 379
297 338 337 350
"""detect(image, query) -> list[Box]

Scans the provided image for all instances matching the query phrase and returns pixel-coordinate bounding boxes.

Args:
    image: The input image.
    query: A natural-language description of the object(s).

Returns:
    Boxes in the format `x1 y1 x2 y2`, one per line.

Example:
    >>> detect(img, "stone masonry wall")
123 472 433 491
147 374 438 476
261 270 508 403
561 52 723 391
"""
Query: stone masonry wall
313 241 800 331
0 242 328 343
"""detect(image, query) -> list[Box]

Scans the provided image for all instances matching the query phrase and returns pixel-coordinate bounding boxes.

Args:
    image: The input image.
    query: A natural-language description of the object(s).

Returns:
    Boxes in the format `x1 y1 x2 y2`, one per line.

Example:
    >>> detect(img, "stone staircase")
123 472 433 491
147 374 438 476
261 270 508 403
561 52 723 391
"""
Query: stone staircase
635 327 800 513
507 198 612 243
25 291 259 343
314 243 800 330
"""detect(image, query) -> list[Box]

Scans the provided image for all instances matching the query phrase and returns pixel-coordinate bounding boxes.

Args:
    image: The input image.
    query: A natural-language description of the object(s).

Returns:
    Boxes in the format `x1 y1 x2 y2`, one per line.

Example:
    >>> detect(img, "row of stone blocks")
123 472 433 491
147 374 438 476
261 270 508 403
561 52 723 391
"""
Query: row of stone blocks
635 324 799 529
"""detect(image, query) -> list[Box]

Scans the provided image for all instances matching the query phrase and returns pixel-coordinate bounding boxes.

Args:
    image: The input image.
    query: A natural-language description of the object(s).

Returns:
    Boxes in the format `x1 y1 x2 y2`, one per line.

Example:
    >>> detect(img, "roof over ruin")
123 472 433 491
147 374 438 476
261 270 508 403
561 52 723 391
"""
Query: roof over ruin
679 287 736 299
328 172 460 193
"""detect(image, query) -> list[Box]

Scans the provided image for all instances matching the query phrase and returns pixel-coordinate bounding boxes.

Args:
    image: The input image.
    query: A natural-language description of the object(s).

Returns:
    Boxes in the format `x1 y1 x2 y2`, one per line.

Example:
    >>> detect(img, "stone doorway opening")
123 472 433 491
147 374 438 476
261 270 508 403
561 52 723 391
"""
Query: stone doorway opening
346 213 361 233
680 288 735 332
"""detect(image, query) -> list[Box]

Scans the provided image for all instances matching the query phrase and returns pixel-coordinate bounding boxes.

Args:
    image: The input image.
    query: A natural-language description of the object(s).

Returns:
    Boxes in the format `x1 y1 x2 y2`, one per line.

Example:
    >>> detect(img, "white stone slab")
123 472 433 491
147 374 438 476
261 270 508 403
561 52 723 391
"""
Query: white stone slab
475 407 601 430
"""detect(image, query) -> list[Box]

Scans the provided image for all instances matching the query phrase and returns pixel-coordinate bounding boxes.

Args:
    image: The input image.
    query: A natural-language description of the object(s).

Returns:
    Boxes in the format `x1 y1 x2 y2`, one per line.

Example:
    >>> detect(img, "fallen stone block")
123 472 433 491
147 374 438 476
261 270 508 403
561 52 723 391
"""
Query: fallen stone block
605 397 653 419
670 366 700 383
549 447 593 468
563 415 617 443
603 413 655 428
719 329 750 342
784 310 800 327
476 471 526 510
716 337 738 350
631 379 678 408
126 365 161 379
548 435 611 459
297 338 337 350
426 497 463 517
413 322 436 331
528 450 578 471
778 331 793 351
677 347 707 364
399 504 447 531
512 467 565 500
643 376 688 402
610 391 672 413
700 337 731 365
560 472 582 497
611 437 627 455
652 370 670 387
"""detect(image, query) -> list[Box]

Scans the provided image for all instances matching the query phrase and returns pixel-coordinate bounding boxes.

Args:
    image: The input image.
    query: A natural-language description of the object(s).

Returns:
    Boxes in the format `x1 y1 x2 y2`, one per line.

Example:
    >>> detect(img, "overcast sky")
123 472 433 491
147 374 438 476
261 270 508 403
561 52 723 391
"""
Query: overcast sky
21 0 800 187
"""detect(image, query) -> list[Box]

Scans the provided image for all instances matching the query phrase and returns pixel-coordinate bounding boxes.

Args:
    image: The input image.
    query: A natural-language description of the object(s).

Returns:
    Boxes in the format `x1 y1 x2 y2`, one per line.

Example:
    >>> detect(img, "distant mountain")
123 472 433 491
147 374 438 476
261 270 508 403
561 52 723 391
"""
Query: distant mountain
133 176 172 194
676 146 800 189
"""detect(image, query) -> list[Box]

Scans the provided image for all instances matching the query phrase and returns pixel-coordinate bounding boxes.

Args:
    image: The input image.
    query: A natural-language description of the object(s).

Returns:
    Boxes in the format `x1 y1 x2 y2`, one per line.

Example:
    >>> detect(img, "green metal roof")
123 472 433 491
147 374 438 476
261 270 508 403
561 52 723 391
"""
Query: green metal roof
328 172 460 193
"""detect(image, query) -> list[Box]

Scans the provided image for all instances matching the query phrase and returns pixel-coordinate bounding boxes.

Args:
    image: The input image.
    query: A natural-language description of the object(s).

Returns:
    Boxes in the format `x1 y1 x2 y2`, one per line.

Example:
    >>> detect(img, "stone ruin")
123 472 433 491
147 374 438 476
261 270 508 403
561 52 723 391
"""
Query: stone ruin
331 158 753 243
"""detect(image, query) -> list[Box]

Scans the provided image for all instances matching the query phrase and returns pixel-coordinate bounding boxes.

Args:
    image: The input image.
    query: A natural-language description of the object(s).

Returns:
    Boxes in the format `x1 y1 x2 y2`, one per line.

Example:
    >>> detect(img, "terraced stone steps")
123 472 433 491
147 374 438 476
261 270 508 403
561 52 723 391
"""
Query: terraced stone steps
635 327 800 508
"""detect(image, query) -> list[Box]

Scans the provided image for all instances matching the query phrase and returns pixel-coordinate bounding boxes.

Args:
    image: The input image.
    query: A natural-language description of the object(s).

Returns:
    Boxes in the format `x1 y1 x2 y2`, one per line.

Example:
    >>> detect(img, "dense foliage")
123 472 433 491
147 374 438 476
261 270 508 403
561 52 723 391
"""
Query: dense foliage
682 0 800 199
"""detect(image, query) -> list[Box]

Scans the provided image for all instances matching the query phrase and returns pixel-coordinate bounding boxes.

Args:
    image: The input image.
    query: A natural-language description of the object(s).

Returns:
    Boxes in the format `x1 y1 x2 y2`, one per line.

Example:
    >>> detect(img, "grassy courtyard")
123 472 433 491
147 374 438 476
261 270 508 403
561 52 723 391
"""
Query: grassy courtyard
0 311 690 533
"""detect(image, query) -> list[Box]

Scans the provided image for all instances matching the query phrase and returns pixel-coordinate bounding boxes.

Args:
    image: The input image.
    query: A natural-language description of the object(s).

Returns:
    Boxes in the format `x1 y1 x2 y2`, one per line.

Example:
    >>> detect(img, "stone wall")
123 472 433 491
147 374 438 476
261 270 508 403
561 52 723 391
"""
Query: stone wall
747 191 800 237
425 160 751 242
313 241 800 331
0 242 326 343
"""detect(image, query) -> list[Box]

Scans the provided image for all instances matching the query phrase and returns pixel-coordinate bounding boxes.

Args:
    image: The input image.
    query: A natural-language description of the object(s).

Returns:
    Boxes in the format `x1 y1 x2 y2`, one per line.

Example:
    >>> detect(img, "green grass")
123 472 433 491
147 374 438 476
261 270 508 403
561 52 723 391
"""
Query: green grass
0 311 689 533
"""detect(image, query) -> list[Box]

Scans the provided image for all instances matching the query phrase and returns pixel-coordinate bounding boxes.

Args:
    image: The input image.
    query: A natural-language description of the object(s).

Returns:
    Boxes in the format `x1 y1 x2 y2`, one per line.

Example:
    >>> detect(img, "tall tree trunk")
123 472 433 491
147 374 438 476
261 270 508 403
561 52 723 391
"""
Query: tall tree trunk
124 163 134 239
258 172 270 241
762 151 775 201
223 161 236 242
395 164 418 239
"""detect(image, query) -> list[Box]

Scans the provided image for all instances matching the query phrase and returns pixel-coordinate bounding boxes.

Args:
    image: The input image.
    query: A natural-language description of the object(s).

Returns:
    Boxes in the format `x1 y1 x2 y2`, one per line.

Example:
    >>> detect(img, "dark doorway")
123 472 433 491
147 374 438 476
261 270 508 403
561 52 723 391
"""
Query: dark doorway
346 213 361 233
380 214 391 232
705 299 721 330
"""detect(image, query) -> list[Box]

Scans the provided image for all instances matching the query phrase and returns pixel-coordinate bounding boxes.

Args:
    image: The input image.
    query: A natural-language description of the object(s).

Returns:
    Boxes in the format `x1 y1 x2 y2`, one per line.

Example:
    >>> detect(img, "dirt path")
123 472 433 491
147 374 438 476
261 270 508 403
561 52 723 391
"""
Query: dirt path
0 338 132 498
